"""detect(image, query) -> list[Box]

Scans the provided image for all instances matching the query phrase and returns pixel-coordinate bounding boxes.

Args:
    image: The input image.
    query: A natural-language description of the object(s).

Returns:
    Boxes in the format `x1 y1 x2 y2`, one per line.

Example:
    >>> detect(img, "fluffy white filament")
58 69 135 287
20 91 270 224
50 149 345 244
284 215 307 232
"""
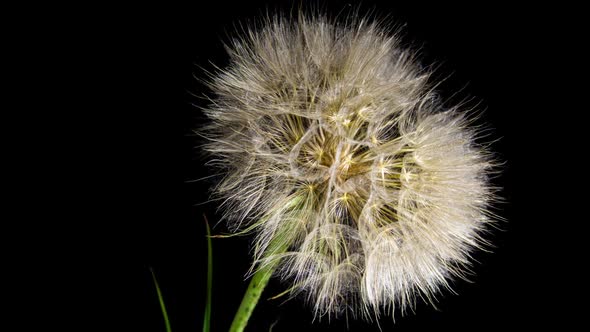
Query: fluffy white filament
203 13 497 319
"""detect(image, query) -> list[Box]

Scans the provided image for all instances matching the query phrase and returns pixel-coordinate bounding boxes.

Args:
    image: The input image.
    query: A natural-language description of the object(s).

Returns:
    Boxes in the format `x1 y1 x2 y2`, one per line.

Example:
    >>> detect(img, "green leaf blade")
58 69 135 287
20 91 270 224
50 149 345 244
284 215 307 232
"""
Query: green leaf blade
203 215 213 332
150 268 172 332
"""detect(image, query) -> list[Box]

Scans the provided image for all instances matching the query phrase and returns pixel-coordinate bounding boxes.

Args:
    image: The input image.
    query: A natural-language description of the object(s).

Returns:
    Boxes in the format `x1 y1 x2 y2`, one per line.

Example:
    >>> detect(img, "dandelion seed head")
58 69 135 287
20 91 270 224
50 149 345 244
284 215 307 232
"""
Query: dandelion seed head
203 13 498 319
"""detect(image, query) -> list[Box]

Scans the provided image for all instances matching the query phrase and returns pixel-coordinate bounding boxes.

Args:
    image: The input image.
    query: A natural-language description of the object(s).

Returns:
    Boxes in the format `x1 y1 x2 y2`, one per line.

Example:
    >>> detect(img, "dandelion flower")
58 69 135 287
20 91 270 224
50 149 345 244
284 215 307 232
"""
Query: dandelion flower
203 13 498 320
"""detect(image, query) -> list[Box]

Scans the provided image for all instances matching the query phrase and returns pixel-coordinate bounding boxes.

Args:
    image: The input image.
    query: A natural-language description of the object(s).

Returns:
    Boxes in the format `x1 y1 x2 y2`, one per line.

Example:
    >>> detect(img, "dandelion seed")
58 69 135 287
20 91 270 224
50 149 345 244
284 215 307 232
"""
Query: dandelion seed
203 12 499 320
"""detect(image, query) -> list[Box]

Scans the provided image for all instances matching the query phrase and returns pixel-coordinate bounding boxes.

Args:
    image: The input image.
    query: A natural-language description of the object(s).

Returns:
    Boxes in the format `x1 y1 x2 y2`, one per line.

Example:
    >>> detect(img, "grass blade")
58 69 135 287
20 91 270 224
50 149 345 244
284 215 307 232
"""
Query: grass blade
150 267 172 332
203 215 213 332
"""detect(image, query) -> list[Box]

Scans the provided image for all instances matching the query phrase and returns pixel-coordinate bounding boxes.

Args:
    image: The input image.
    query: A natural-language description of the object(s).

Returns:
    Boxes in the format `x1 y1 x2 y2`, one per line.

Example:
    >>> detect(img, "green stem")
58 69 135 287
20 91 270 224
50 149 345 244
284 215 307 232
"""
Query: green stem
230 197 301 331
229 263 278 332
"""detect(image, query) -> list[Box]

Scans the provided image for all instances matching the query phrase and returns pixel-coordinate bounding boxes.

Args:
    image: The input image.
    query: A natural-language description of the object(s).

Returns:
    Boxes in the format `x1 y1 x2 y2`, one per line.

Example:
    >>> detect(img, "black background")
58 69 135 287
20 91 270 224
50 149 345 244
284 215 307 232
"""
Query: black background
63 1 570 331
